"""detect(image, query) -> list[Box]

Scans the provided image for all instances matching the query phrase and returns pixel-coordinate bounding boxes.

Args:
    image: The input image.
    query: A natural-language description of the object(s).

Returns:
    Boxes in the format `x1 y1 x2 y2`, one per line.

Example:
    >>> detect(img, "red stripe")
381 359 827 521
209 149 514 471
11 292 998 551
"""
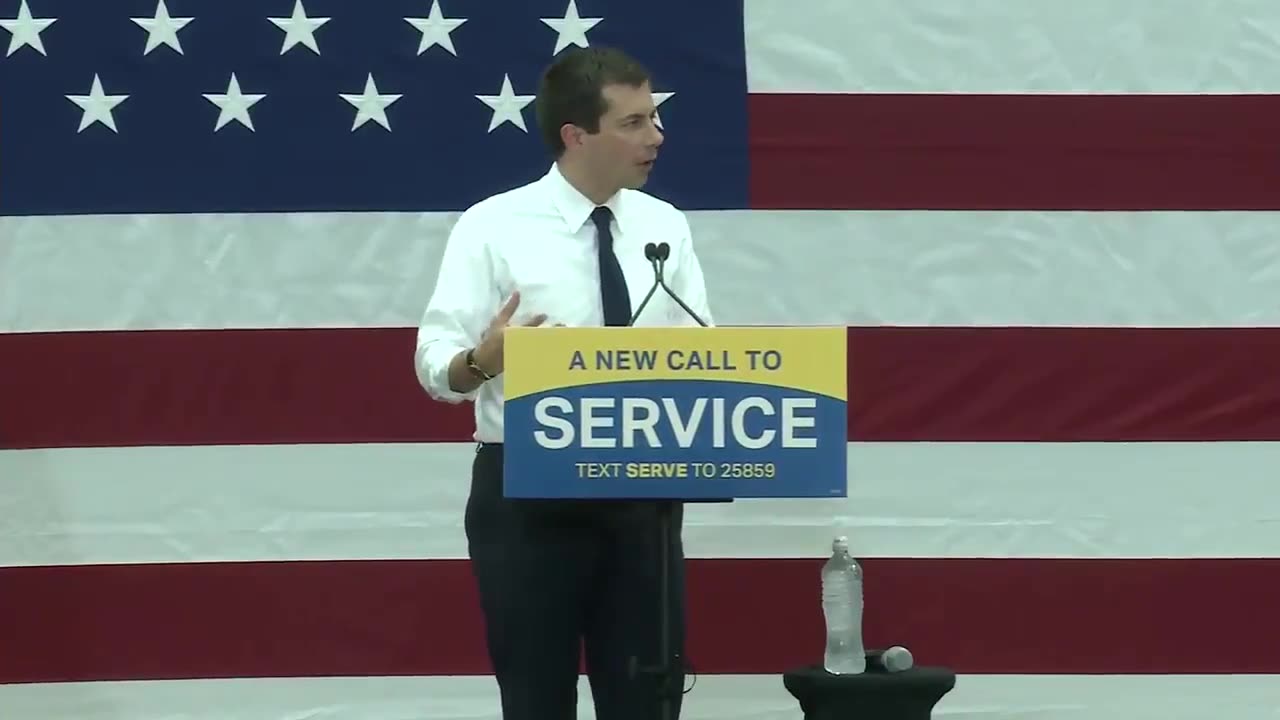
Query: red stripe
4 326 1280 449
0 328 471 449
1 557 1275 683
747 93 1280 210
849 326 1280 441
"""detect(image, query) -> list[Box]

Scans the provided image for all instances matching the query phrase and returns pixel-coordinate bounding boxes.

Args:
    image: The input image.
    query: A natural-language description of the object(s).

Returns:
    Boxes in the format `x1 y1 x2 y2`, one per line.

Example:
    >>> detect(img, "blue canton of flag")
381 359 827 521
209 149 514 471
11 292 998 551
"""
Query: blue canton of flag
0 0 749 216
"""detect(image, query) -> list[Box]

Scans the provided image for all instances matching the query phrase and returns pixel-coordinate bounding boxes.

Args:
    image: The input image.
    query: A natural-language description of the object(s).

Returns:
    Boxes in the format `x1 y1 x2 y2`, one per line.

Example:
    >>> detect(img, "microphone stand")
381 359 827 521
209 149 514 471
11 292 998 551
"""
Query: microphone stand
628 242 709 329
627 242 665 326
626 241 712 720
653 242 708 327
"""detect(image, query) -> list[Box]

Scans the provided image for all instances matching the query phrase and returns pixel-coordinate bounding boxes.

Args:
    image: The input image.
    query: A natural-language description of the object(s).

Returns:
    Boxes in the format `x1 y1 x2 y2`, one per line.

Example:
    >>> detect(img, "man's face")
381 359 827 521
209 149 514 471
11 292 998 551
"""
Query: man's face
581 81 664 191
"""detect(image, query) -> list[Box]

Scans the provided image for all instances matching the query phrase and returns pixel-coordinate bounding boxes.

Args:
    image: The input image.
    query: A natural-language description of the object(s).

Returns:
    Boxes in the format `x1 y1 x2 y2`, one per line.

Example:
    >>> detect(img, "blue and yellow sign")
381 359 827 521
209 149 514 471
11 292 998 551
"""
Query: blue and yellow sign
501 326 847 499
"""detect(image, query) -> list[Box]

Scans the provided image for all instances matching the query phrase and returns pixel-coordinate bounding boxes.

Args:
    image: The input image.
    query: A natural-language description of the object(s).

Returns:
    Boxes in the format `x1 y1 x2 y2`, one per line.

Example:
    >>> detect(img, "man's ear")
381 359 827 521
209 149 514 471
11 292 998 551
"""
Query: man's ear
559 122 585 151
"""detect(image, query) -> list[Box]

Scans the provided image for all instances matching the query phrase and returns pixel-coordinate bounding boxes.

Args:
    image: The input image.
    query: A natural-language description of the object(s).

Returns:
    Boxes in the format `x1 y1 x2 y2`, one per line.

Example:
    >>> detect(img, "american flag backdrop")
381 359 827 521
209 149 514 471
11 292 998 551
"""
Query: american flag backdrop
3 0 1280 717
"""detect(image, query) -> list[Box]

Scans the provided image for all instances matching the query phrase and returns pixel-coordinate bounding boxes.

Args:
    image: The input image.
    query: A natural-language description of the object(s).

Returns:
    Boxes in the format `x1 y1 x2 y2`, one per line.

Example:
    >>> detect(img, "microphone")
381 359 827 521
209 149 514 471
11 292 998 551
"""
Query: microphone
626 242 664 326
866 646 914 673
652 241 708 327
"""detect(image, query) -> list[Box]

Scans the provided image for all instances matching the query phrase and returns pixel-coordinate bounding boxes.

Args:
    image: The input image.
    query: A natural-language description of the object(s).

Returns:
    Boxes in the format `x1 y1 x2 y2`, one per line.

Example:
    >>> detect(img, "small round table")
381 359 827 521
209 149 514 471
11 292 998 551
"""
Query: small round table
783 664 956 720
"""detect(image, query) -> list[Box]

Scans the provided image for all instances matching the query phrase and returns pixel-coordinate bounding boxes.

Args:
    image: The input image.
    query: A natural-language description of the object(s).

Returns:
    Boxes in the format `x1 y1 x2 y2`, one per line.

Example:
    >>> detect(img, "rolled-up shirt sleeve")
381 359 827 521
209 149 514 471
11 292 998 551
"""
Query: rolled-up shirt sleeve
414 210 498 404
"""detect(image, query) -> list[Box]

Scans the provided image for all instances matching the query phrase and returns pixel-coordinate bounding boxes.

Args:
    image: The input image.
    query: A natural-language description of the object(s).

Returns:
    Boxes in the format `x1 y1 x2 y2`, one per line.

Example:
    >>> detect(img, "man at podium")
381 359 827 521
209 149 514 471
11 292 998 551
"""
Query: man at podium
413 46 715 720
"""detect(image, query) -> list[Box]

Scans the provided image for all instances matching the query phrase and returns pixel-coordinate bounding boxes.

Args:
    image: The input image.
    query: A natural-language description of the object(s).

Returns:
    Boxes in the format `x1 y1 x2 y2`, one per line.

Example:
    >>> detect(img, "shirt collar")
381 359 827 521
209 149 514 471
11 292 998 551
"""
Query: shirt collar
545 162 625 235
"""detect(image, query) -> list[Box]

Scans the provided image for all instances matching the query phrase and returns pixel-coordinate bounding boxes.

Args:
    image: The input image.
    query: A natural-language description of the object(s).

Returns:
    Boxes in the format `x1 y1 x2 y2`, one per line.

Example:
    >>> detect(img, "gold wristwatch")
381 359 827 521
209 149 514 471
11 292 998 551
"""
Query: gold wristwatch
466 348 493 381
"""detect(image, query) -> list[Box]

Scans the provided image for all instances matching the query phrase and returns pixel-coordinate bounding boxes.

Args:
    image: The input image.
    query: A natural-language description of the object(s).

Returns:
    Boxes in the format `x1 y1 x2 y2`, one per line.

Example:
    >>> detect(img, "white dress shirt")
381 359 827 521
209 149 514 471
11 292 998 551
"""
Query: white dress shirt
414 163 715 443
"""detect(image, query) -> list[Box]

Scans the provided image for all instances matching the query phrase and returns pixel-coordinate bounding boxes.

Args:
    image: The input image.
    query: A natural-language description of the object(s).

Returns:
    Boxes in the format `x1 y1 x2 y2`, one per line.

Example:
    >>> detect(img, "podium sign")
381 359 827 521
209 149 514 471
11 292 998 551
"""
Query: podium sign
502 326 847 499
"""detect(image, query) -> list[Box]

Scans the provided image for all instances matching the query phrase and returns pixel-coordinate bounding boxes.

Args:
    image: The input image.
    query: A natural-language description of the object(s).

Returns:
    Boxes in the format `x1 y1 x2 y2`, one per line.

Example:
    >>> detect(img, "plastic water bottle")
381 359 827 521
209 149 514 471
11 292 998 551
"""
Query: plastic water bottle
821 536 865 674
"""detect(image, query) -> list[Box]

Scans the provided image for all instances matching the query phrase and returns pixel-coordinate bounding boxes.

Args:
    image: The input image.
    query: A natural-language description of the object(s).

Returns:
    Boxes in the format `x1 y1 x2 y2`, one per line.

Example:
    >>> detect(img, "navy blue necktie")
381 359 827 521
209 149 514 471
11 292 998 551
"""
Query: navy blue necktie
591 206 632 326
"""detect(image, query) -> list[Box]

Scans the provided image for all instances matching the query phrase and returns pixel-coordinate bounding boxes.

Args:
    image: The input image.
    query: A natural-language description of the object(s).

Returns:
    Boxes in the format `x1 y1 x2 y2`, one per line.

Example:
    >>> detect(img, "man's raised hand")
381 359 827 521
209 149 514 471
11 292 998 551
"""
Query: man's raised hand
475 291 547 375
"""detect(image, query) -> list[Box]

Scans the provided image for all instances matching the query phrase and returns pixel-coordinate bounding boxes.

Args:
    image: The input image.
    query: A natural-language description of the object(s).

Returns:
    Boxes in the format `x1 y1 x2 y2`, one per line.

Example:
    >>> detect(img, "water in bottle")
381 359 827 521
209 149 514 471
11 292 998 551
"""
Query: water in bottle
821 536 865 674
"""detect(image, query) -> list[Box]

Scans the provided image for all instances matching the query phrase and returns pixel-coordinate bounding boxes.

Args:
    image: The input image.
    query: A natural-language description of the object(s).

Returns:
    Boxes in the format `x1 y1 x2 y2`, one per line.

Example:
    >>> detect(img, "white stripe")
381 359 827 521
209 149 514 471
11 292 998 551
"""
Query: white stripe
745 0 1280 93
2 440 1277 567
1 673 1276 720
5 210 1280 333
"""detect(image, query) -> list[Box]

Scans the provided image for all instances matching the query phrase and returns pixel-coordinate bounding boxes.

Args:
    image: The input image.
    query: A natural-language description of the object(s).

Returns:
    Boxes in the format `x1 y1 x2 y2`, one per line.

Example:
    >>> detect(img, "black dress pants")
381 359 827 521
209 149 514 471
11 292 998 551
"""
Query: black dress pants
464 443 687 720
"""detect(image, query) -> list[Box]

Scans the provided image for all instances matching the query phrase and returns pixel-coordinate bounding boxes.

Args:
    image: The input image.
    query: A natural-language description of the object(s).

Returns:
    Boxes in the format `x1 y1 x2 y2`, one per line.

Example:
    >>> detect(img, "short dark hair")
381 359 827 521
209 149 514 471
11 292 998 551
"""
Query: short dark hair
535 46 652 157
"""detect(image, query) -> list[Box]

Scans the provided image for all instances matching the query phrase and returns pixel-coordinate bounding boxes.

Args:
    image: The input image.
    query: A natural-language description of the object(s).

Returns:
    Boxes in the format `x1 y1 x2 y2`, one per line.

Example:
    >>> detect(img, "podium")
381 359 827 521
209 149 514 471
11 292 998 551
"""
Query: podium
502 325 849 718
502 325 847 499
